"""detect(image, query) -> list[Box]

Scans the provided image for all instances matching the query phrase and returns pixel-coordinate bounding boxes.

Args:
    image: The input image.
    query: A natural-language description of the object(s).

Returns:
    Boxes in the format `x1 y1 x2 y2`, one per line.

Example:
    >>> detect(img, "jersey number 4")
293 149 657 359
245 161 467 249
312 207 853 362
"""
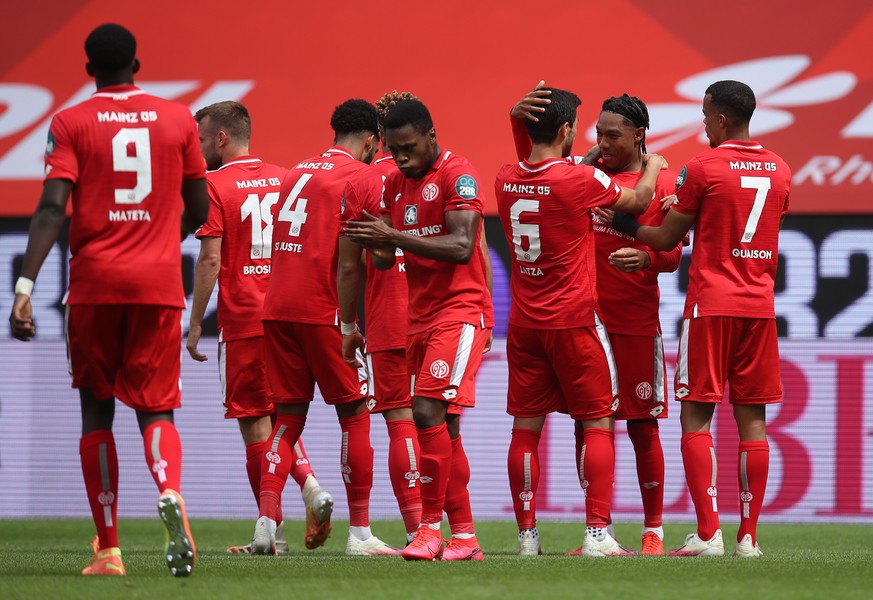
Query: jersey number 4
278 173 313 237
740 176 771 243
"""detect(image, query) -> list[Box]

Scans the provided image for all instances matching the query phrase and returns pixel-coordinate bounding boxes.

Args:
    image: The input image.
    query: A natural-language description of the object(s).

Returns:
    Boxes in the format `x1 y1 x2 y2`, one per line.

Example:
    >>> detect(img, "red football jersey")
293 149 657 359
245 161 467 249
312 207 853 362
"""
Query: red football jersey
381 150 493 334
673 140 790 318
196 156 286 342
263 147 369 325
593 168 682 336
45 84 205 306
341 154 408 351
495 158 623 328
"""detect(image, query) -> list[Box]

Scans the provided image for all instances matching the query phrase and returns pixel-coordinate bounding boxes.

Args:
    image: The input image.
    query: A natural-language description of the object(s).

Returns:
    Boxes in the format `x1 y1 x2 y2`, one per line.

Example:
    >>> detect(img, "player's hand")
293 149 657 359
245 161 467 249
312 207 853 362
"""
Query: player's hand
579 144 601 166
594 207 615 225
642 153 668 170
343 211 396 246
608 247 651 272
342 330 365 368
186 324 208 361
660 194 677 211
483 330 493 354
368 244 395 262
9 294 35 341
510 81 551 122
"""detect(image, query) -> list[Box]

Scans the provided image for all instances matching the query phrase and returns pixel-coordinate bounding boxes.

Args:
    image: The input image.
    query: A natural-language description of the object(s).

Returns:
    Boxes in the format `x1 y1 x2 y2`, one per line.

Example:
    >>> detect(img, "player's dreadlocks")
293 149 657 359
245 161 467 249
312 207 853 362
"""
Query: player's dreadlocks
601 94 650 154
375 90 419 128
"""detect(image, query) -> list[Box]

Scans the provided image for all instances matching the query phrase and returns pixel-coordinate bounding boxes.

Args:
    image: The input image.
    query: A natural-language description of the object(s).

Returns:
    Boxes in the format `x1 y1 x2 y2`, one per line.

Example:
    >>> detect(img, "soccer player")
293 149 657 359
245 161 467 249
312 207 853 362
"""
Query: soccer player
187 101 333 554
338 91 423 544
509 89 683 555
8 24 208 577
611 80 790 557
494 86 667 557
251 99 395 556
343 99 494 561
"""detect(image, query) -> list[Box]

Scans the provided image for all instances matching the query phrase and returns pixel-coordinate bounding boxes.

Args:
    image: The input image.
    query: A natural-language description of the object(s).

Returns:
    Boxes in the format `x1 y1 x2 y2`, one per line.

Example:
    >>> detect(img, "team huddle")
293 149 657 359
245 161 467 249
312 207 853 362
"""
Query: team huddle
8 24 790 576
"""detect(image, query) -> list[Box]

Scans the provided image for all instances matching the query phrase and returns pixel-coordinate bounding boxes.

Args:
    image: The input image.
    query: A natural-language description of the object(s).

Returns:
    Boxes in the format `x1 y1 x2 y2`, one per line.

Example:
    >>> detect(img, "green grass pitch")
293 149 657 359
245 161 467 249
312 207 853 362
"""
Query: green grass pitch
1 518 871 599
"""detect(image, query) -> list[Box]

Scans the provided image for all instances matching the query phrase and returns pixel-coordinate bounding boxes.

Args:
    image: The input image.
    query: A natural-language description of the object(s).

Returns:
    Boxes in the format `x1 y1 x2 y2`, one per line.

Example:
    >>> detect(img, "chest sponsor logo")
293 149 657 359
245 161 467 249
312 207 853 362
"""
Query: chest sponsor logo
422 183 439 201
455 175 478 200
404 205 418 225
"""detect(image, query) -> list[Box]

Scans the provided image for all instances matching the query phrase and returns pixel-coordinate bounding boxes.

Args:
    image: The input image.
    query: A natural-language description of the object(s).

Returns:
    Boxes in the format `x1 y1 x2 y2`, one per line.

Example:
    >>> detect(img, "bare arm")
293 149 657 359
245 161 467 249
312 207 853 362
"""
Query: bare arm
609 154 668 215
9 179 71 341
181 178 210 239
337 235 366 367
636 209 696 252
344 209 481 266
186 236 221 361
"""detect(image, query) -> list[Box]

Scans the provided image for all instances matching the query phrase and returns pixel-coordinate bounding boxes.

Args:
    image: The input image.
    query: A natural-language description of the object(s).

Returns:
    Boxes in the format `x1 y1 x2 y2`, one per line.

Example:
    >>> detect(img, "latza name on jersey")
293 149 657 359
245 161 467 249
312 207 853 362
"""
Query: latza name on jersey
729 160 778 171
518 265 544 277
109 209 151 222
97 111 158 123
236 178 281 189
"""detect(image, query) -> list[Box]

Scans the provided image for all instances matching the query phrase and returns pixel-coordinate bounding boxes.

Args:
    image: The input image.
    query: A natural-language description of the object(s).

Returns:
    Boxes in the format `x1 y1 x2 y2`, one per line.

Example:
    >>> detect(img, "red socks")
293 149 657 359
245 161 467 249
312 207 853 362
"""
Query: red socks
681 431 720 540
288 438 315 489
142 421 182 493
737 440 769 544
246 441 282 523
508 428 541 531
339 411 373 528
80 430 119 549
627 420 665 528
579 428 615 528
444 435 474 536
259 414 306 521
386 419 422 534
417 423 452 525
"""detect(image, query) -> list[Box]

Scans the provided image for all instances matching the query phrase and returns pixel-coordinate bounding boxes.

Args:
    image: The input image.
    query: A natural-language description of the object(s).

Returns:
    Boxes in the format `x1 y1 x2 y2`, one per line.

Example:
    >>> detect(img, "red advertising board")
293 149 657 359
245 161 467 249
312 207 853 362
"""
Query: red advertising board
1 0 872 215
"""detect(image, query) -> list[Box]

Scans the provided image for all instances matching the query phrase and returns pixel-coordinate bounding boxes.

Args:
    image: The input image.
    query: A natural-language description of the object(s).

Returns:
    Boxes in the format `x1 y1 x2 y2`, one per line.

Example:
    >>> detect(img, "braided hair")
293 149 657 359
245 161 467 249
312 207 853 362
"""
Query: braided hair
374 90 419 128
601 94 650 154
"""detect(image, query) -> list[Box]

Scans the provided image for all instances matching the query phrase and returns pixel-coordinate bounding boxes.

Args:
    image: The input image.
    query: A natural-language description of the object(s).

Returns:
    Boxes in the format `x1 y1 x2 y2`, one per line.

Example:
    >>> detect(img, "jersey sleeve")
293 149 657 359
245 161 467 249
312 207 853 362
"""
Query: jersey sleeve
443 163 485 214
644 244 683 273
574 165 622 210
44 113 79 182
195 179 224 238
672 158 706 215
510 115 532 161
381 169 399 222
180 112 207 179
339 169 381 235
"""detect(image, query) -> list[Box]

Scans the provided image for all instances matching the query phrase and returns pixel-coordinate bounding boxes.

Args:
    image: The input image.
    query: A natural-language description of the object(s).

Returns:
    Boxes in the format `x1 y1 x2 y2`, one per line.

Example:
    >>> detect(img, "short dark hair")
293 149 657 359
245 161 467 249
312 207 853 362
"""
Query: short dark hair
194 101 252 143
601 93 650 153
705 80 756 125
525 88 581 144
382 99 433 135
330 99 379 138
85 24 136 72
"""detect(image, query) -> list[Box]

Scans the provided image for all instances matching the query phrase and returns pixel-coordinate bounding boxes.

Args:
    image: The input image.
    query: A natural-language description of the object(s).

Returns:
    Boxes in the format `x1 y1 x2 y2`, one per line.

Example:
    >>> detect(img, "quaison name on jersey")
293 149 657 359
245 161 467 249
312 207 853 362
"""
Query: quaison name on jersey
109 209 151 222
732 248 773 259
406 225 443 237
502 182 551 195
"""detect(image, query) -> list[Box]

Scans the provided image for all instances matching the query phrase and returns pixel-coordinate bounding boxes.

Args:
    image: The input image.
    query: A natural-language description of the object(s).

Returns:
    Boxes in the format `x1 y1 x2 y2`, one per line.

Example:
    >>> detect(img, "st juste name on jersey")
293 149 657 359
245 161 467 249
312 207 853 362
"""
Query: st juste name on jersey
382 150 493 334
263 147 371 325
197 156 286 341
495 157 623 330
673 140 791 319
44 84 205 306
341 154 408 351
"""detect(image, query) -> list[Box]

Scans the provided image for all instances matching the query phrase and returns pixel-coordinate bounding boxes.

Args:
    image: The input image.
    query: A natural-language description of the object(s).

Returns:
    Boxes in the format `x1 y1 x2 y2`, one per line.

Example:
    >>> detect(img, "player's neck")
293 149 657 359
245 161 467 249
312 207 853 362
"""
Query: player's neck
223 145 251 163
528 143 564 163
723 126 751 143
616 153 644 174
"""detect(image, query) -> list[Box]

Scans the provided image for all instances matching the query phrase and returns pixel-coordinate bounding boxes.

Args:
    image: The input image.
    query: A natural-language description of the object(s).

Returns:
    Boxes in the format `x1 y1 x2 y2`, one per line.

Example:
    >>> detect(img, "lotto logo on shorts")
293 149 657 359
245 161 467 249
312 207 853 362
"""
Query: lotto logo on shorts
97 491 115 506
518 490 534 502
442 388 457 400
636 382 653 400
740 491 753 502
430 359 450 379
676 387 690 399
707 486 718 497
266 451 281 465
422 183 439 202
419 475 433 484
610 397 620 411
367 397 377 411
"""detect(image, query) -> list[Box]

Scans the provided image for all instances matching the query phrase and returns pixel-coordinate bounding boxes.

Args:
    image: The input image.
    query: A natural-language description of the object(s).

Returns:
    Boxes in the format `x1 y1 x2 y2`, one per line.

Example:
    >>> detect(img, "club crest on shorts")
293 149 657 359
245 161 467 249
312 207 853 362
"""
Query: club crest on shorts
429 359 450 379
404 205 418 225
422 183 439 202
636 382 653 400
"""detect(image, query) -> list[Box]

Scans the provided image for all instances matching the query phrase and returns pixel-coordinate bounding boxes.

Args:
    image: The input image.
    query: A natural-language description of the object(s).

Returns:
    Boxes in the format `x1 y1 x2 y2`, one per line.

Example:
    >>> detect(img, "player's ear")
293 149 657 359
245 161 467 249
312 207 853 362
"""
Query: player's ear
428 127 436 144
131 58 140 75
634 126 644 145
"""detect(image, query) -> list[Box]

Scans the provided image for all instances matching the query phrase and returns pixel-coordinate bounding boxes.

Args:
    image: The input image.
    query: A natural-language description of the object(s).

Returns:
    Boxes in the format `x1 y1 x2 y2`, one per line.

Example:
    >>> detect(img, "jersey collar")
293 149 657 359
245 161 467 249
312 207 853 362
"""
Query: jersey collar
323 146 355 160
91 84 145 99
217 155 262 170
519 157 570 172
717 140 763 150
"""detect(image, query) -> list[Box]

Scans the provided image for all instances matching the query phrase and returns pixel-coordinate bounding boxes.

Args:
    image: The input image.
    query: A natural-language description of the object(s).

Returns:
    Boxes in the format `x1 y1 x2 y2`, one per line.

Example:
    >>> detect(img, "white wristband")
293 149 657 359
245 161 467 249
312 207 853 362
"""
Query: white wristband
14 277 34 297
340 321 359 336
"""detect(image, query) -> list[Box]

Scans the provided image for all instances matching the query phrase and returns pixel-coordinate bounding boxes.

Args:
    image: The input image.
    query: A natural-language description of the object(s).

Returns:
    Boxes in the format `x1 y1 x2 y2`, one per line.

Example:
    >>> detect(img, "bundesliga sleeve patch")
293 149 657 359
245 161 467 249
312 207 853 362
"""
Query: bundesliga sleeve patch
45 130 56 158
455 175 478 200
676 166 687 190
592 167 612 190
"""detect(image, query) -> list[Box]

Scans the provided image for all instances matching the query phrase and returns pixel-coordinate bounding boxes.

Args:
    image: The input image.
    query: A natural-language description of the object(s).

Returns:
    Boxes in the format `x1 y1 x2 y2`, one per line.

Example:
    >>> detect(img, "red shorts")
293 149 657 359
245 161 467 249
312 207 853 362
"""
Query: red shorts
366 348 411 413
610 332 668 420
219 336 273 419
65 304 182 413
264 321 367 405
406 321 491 409
675 316 782 404
506 322 618 421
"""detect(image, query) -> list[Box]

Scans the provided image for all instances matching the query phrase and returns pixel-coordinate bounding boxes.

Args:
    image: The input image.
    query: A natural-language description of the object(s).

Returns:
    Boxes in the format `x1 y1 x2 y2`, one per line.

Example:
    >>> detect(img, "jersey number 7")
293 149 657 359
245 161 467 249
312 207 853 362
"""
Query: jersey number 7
739 176 771 243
